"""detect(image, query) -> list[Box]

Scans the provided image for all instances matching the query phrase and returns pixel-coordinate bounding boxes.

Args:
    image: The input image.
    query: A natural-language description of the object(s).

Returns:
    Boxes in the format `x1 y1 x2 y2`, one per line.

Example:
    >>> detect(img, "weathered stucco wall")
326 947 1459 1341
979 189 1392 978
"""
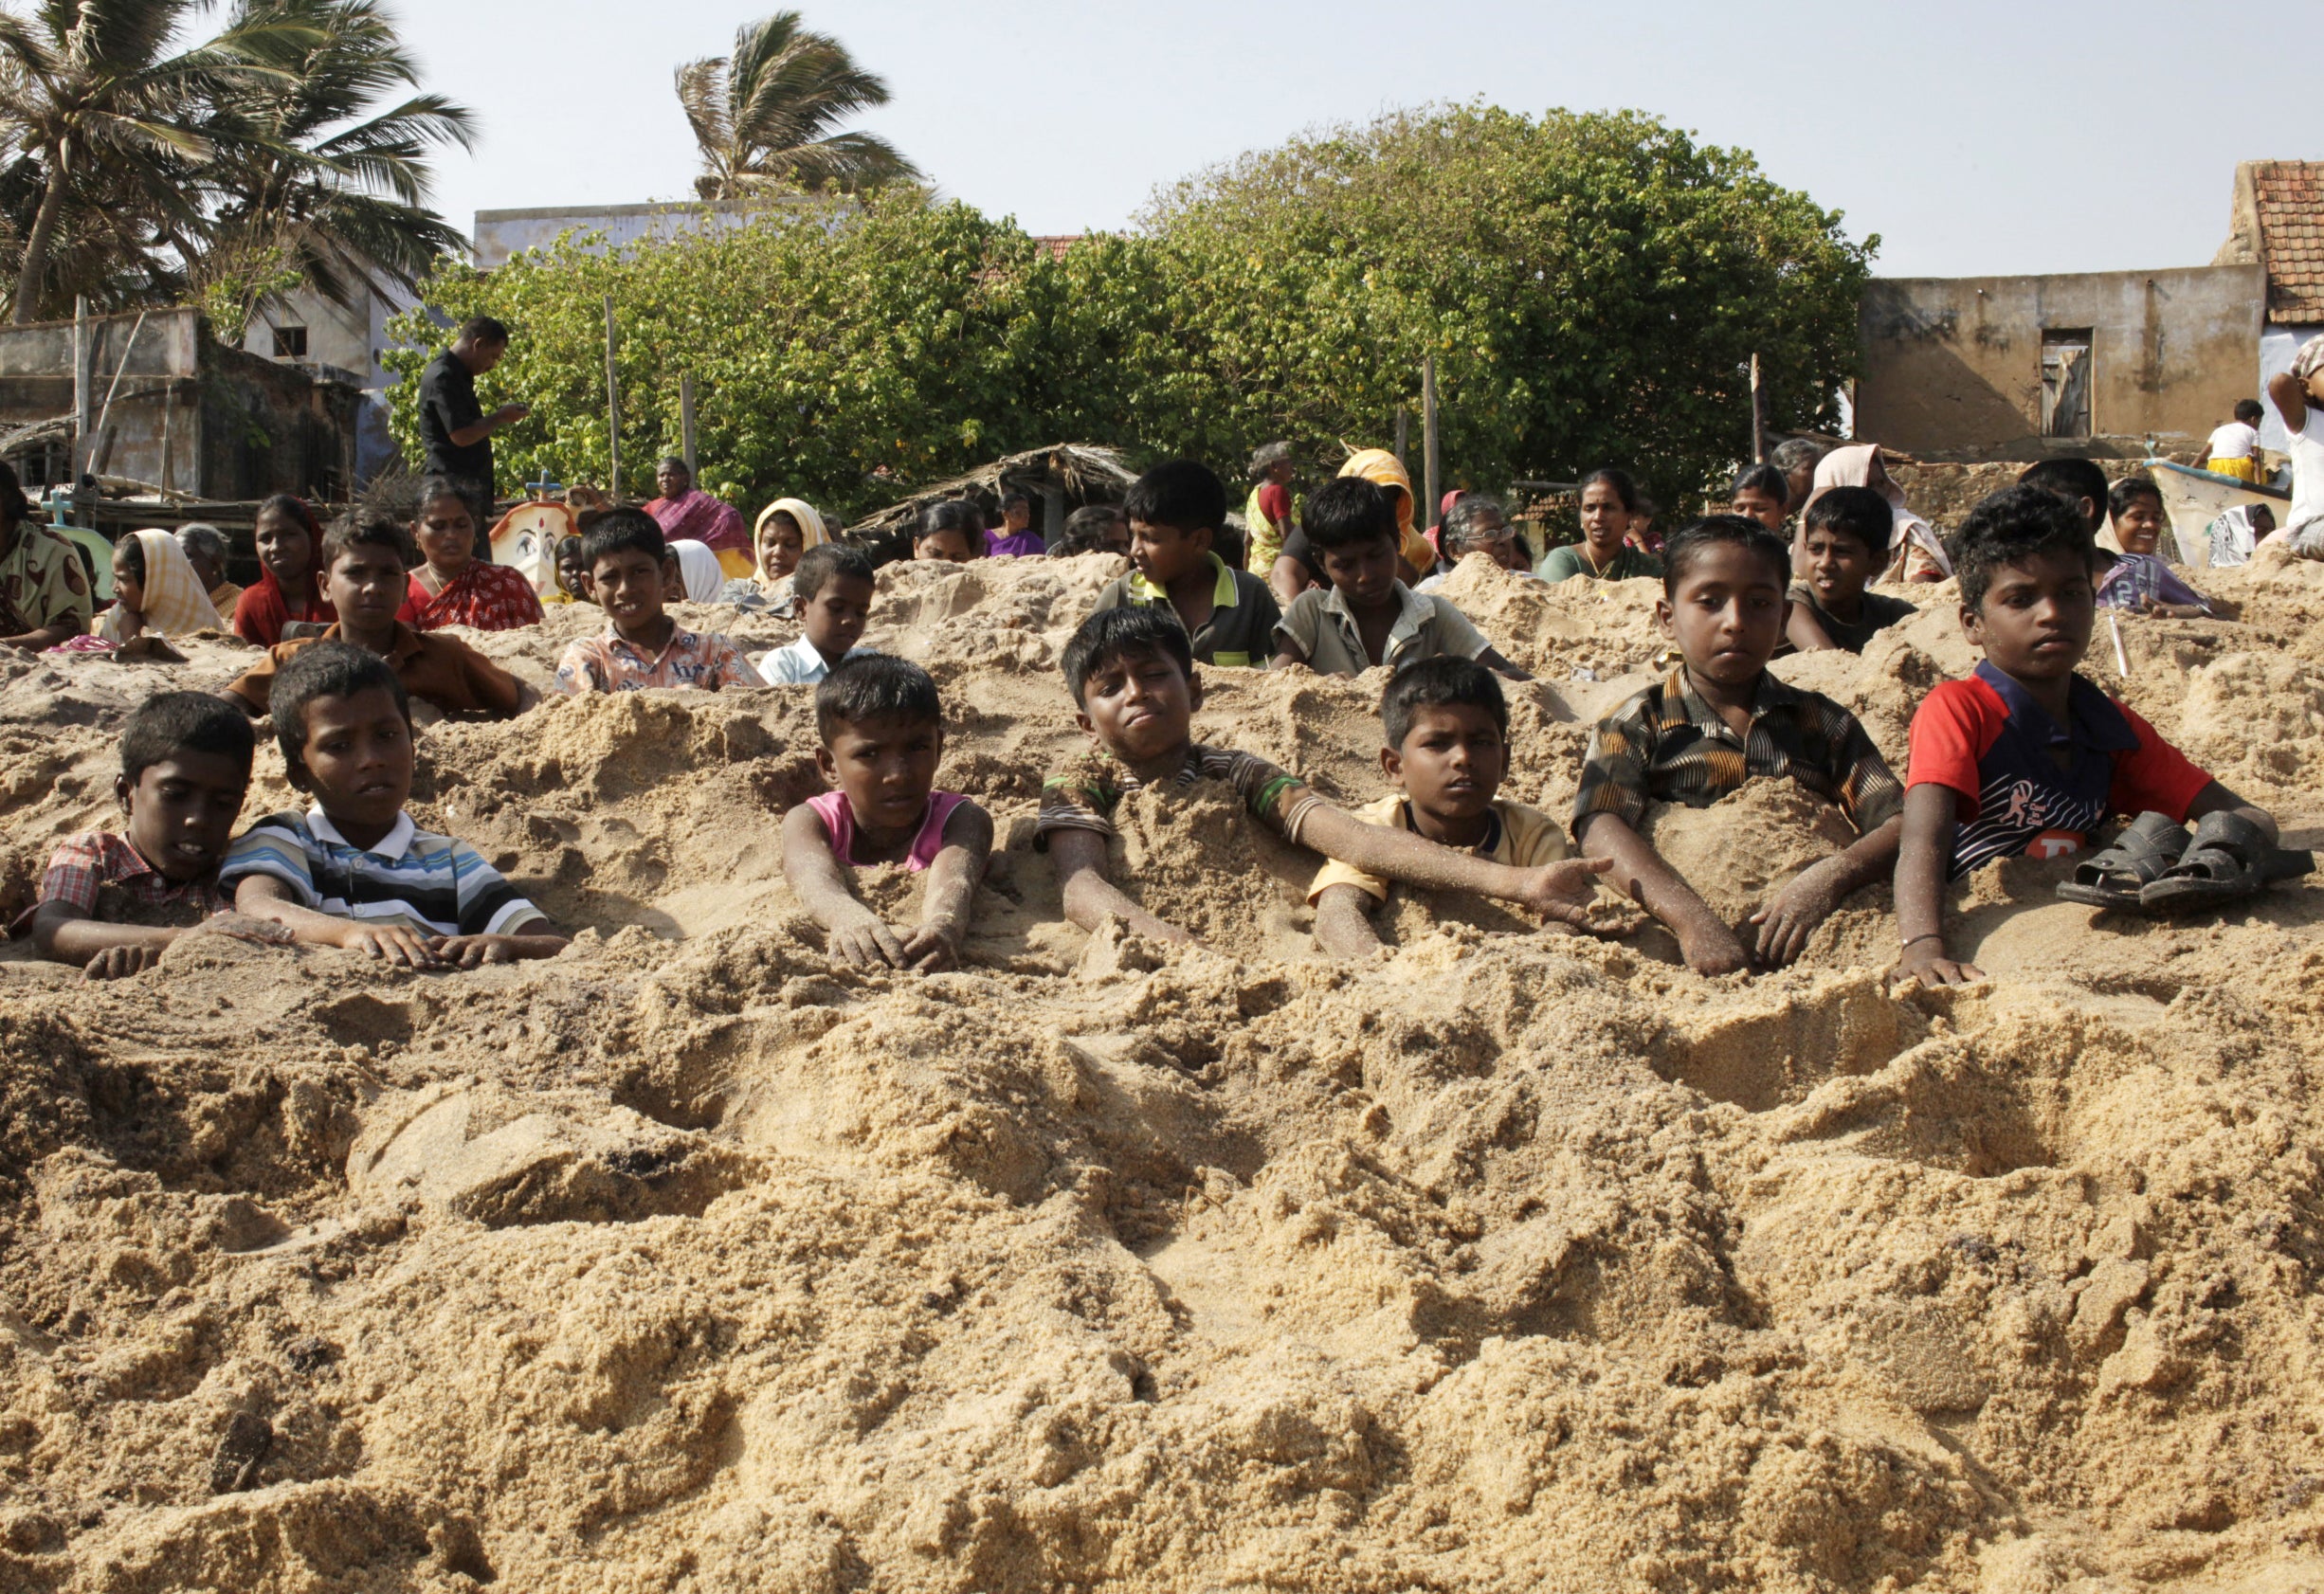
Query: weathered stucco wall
1858 265 2264 462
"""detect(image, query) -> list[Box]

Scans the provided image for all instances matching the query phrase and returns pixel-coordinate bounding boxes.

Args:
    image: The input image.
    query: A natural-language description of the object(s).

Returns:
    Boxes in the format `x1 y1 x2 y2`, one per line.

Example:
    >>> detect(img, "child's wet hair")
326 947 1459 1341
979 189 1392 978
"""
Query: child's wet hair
814 653 940 744
1381 656 1507 751
319 507 415 571
269 641 411 773
918 499 983 545
1952 485 2097 610
1730 462 1789 503
1304 476 1397 552
2015 459 2111 526
578 506 665 571
1803 485 1894 560
1061 605 1194 706
2106 475 2165 523
1661 515 1790 593
120 690 255 784
794 542 876 605
1123 460 1226 534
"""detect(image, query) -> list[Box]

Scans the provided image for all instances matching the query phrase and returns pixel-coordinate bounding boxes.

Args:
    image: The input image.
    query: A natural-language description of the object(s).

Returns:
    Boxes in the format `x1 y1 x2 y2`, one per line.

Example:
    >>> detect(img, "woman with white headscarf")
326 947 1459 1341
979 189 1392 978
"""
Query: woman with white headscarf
93 529 218 642
667 538 728 604
717 498 828 610
1799 444 1949 583
2263 335 2324 557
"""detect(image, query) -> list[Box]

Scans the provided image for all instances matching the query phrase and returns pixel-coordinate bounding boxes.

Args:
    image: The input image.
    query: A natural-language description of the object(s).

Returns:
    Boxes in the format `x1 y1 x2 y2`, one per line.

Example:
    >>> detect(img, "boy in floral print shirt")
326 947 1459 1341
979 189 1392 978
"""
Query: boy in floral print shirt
554 509 764 694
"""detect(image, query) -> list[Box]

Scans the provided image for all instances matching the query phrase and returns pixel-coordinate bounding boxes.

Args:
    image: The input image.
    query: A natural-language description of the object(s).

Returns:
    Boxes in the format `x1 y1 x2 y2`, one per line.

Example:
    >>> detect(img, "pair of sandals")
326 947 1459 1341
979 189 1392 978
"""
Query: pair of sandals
2058 810 2314 915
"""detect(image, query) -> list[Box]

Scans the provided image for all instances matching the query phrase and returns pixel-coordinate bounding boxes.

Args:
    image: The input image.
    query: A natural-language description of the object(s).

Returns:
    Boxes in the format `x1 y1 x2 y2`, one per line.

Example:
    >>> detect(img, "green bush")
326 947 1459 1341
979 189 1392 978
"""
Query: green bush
386 106 1873 520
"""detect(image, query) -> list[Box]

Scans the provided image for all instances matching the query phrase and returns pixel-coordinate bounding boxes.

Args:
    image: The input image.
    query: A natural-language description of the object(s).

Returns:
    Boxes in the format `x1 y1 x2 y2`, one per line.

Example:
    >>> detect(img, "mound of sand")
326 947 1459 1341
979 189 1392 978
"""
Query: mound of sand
3 551 2323 1593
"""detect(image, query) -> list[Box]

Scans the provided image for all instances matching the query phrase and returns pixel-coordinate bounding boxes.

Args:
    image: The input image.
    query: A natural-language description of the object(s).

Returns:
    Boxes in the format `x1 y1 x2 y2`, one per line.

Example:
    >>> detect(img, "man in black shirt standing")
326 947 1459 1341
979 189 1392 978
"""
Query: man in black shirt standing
417 317 528 522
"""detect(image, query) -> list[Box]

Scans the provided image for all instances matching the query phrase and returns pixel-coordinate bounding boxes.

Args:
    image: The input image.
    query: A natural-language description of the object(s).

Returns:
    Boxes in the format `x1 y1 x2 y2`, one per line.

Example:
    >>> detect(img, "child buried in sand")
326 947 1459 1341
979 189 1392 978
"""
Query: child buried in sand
554 508 764 694
1311 658 1621 956
1895 487 2291 987
781 655 993 971
754 544 877 685
1785 486 1917 655
1574 516 1906 976
1040 607 1611 946
222 643 568 969
24 690 283 980
1273 477 1530 680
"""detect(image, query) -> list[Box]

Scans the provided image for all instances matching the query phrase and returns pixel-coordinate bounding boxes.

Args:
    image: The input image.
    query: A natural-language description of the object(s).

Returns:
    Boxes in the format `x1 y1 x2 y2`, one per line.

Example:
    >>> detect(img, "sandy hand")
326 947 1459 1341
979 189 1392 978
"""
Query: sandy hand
1517 857 1620 931
82 944 161 982
899 922 961 973
1892 938 1985 988
1676 914 1752 977
188 913 296 948
343 923 447 969
1749 858 1848 968
828 911 911 969
436 934 522 968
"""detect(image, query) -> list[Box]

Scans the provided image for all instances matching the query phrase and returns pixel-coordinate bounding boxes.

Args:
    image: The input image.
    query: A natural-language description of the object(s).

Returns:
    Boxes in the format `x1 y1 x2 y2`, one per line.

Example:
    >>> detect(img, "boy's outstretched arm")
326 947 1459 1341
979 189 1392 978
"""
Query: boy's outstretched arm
1894 785 1982 986
901 802 994 972
2185 780 2279 846
782 803 911 968
29 902 179 978
1045 827 1195 945
232 874 445 969
1313 882 1386 958
1751 815 1902 968
1576 810 1749 975
1298 803 1614 933
434 918 569 968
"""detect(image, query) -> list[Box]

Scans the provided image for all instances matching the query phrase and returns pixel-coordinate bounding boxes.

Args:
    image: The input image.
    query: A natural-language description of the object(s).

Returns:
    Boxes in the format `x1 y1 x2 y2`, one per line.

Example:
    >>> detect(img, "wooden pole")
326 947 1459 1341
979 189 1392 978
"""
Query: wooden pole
71 296 89 480
680 373 697 479
1422 354 1441 530
603 296 621 498
1750 353 1767 464
1394 406 1408 463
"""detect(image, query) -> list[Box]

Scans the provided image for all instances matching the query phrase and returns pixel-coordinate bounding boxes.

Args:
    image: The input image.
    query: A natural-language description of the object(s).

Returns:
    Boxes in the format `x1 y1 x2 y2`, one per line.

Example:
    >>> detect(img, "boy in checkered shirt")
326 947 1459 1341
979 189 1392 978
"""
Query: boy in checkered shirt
24 692 260 980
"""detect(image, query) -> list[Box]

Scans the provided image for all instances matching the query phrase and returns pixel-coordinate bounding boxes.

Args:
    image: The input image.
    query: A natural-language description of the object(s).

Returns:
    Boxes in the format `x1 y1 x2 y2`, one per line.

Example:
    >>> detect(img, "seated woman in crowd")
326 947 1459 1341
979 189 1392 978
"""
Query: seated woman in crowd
1804 444 1950 583
643 456 752 577
1537 468 1661 583
718 498 828 611
94 529 218 643
407 477 543 632
1419 495 1534 589
232 495 335 646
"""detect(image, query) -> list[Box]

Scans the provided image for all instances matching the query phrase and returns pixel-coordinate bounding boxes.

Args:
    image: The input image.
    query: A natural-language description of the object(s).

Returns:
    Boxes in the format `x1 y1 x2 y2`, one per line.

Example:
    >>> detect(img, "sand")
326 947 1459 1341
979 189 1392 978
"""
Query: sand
3 548 2324 1592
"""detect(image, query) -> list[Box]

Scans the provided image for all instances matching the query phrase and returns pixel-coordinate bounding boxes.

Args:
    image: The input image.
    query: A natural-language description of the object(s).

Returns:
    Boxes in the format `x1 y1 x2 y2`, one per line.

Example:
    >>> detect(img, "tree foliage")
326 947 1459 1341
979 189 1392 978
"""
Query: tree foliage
676 10 916 201
386 105 1874 519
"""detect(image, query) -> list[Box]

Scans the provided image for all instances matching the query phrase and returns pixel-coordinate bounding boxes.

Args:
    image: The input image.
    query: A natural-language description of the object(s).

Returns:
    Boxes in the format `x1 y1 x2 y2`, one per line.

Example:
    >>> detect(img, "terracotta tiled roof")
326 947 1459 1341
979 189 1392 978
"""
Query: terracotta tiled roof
2254 161 2324 324
1028 234 1083 261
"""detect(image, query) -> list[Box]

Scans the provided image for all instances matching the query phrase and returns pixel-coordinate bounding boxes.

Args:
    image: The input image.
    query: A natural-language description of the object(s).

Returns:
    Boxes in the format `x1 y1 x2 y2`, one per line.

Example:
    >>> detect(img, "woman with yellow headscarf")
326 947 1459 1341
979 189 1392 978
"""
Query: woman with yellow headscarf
1339 450 1438 578
93 529 218 643
717 498 830 611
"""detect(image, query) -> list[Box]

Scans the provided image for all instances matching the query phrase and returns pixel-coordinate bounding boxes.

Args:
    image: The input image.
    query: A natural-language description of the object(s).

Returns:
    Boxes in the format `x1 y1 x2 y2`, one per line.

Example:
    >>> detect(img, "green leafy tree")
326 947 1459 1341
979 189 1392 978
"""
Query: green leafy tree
0 0 315 323
676 11 917 200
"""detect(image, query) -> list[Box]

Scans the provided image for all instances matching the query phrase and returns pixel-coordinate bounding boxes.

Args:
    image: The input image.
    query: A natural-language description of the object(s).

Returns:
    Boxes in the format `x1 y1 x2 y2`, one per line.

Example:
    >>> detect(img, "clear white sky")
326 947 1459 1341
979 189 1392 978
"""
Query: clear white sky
396 0 2304 279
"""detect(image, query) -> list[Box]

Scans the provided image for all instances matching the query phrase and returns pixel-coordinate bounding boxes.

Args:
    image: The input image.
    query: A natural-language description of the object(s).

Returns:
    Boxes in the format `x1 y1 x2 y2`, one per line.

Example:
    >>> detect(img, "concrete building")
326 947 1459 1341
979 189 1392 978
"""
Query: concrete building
1855 264 2263 462
472 199 805 268
2214 159 2324 451
235 277 413 487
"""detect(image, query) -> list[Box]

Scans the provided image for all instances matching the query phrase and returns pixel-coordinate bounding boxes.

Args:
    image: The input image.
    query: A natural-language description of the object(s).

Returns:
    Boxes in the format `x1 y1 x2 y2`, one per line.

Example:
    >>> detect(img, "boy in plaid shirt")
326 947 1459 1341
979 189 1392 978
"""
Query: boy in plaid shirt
1574 516 1905 975
25 692 261 980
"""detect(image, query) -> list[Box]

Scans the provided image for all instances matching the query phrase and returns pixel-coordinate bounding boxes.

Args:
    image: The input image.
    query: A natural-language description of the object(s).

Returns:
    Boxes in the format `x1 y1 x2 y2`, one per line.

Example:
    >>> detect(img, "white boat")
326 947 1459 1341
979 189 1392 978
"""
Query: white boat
2144 459 2288 567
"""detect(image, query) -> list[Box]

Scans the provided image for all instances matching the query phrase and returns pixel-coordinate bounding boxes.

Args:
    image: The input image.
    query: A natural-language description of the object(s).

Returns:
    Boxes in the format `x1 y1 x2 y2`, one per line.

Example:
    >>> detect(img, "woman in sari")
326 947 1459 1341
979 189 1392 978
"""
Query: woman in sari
1801 444 1949 583
717 498 827 610
644 457 752 577
231 496 336 646
407 477 544 632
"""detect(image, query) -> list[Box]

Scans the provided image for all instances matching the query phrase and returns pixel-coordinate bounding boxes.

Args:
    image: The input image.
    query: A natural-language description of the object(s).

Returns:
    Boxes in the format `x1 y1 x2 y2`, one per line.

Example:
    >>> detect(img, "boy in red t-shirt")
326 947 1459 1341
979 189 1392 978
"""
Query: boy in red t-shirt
1896 486 2279 986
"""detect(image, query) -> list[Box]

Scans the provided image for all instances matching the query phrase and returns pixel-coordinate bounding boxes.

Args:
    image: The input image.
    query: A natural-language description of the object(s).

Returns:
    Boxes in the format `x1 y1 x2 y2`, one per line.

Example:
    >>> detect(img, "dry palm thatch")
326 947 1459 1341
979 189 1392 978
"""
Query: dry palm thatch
675 11 917 200
844 444 1137 549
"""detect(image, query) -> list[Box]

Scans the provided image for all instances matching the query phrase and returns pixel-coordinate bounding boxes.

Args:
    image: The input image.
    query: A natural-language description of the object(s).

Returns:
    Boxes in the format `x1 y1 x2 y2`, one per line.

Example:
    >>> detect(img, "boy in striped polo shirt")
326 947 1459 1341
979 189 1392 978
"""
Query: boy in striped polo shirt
222 642 566 969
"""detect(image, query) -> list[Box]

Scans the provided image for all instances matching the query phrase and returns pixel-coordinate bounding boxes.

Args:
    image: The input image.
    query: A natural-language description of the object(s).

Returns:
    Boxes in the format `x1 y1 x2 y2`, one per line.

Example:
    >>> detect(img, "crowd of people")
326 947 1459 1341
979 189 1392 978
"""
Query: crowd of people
10 315 2320 987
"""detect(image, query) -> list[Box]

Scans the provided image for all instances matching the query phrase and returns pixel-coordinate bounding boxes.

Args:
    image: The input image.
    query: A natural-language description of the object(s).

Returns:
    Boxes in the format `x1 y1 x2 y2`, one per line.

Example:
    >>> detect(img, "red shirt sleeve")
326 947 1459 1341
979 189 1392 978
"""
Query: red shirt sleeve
2107 701 2213 823
1905 679 2002 821
1258 483 1292 526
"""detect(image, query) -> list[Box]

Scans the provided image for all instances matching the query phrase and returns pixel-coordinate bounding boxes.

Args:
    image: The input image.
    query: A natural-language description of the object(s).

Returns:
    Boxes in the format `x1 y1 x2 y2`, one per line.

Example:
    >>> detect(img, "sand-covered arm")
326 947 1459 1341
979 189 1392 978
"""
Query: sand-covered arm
1751 815 1902 967
1577 810 1748 975
899 801 994 972
782 802 911 967
1298 802 1610 929
1046 825 1193 944
231 873 445 969
28 902 178 975
1313 882 1386 957
1894 784 1982 985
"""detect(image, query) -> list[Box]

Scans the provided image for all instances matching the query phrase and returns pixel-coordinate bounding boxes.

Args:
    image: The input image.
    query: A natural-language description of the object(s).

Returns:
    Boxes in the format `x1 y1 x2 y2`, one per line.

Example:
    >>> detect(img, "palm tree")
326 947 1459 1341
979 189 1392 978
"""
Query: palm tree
195 0 476 326
675 11 918 201
0 0 315 323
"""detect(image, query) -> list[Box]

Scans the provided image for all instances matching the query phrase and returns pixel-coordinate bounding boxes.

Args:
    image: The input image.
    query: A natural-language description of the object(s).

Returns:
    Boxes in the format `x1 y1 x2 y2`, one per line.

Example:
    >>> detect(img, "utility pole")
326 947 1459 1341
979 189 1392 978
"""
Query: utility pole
680 373 697 479
1421 354 1441 530
603 296 621 497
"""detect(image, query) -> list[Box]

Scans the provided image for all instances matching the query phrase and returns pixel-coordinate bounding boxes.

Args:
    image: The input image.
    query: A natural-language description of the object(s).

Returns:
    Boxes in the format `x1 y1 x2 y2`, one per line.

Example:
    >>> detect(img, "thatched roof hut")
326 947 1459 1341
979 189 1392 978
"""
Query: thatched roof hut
844 443 1138 560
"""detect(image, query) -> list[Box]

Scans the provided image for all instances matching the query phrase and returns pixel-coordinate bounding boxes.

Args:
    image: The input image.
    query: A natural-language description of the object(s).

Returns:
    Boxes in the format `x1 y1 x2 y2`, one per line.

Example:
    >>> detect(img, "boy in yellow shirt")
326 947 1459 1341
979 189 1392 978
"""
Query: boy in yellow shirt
1312 657 1584 954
